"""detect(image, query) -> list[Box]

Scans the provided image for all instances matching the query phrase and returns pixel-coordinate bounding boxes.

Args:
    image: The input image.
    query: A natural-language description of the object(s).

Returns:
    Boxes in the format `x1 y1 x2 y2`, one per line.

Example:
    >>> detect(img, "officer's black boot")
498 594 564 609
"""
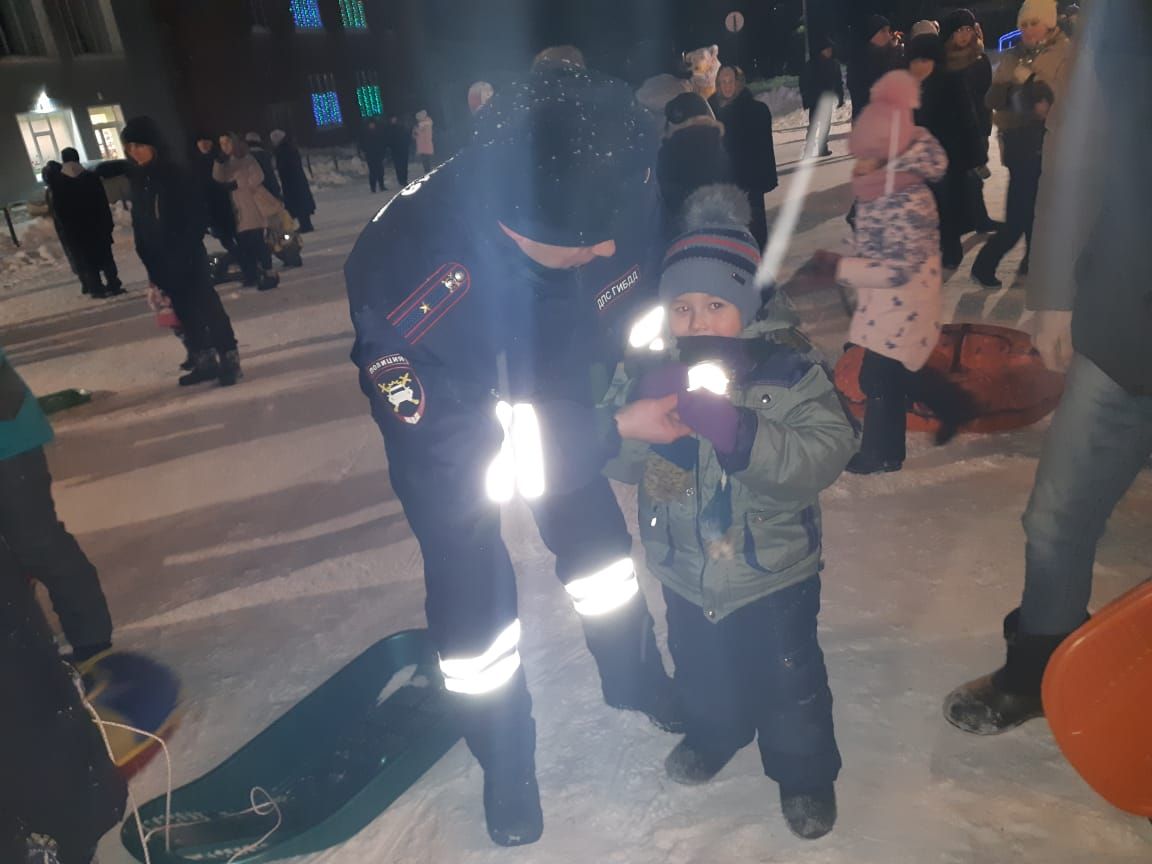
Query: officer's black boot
944 609 1071 735
582 595 684 733
460 671 543 847
178 350 220 386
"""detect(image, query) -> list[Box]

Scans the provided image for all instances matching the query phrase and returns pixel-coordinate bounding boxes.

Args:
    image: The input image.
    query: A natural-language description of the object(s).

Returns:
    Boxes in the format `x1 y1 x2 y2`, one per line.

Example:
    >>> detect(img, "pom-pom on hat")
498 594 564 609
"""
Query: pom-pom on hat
659 185 763 326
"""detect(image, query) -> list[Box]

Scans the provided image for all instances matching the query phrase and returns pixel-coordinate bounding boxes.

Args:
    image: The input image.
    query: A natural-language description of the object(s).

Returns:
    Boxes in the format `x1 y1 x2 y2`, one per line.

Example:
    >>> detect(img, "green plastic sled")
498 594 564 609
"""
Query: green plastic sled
121 629 463 863
37 388 91 414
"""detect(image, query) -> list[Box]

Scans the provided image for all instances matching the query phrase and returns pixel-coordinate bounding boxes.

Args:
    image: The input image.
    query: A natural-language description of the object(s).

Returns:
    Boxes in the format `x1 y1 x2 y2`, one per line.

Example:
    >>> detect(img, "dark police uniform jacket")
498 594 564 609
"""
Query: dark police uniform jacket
345 150 660 654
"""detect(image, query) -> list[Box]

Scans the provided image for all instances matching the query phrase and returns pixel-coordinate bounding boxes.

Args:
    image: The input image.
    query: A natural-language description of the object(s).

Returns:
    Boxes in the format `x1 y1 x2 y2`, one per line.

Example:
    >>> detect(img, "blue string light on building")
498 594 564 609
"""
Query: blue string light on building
291 0 323 29
339 0 368 29
356 84 382 118
311 91 343 128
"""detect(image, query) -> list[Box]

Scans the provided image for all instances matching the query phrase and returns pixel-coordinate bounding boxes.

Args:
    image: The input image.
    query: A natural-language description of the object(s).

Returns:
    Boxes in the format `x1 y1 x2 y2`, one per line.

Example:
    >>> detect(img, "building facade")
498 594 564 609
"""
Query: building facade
0 0 181 203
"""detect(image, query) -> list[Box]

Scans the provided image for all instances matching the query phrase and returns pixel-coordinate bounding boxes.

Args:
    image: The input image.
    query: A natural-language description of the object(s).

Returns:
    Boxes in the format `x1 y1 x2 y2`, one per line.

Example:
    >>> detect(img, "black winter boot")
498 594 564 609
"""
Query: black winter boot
217 349 243 387
908 367 979 446
664 736 737 785
780 784 837 840
178 350 220 386
845 396 905 474
970 253 1002 289
483 760 543 848
257 270 280 291
460 672 543 847
943 609 1070 735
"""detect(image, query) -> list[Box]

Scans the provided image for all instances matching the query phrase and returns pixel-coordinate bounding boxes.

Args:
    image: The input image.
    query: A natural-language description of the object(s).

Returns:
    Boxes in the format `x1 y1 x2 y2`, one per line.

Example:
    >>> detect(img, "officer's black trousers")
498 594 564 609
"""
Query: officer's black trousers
665 576 842 790
425 474 666 771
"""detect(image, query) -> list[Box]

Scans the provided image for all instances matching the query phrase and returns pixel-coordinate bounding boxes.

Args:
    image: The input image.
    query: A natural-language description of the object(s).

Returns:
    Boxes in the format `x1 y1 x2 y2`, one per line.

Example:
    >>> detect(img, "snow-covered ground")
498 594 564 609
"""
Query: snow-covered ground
3 125 1149 864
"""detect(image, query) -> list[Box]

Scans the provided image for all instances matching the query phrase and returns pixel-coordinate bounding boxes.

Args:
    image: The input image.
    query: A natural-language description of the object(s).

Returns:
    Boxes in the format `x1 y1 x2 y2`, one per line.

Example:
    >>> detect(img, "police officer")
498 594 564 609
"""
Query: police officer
345 63 680 847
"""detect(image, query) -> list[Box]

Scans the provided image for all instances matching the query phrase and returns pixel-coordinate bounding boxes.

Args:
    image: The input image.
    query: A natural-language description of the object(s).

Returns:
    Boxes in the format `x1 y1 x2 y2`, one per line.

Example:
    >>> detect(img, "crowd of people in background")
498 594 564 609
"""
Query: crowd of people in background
12 2 1151 859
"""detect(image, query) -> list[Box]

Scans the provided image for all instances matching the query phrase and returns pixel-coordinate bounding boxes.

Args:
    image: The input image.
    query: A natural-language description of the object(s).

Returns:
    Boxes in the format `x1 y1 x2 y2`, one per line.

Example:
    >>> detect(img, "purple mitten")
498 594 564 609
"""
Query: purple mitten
635 363 689 401
677 389 740 453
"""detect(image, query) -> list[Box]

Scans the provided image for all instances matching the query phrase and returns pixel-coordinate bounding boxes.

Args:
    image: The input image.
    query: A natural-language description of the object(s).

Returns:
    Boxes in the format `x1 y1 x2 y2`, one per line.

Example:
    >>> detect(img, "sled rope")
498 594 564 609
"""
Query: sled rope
226 787 282 863
82 687 284 864
83 701 173 864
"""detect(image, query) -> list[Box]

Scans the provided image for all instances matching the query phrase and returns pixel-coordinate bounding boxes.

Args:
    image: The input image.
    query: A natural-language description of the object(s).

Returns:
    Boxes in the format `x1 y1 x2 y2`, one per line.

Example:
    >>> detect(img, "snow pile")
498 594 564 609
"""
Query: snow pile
0 217 67 290
303 148 370 189
758 83 854 132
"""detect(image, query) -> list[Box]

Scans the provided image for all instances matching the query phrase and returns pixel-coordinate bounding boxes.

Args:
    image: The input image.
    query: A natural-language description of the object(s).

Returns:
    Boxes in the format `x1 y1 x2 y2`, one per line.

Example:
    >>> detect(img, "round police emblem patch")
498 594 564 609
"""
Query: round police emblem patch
366 354 426 425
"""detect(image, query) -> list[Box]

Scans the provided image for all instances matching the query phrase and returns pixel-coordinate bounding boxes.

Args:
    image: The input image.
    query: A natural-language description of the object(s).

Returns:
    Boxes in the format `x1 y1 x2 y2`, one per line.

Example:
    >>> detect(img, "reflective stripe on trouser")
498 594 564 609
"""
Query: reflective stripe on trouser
564 557 640 616
529 476 669 706
439 619 522 695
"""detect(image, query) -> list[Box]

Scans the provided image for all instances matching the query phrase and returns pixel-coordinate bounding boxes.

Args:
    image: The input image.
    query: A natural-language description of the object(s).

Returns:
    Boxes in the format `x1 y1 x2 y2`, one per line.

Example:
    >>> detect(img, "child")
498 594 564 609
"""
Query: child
809 70 951 474
612 186 857 839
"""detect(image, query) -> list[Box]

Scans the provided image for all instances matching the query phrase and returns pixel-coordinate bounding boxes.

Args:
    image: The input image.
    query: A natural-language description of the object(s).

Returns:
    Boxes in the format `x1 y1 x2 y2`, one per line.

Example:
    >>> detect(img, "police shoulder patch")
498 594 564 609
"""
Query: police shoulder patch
387 263 471 345
366 353 426 425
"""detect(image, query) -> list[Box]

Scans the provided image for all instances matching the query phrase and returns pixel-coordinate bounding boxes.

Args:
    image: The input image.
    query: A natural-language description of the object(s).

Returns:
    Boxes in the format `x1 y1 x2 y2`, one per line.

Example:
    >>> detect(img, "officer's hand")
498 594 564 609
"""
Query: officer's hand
615 395 693 444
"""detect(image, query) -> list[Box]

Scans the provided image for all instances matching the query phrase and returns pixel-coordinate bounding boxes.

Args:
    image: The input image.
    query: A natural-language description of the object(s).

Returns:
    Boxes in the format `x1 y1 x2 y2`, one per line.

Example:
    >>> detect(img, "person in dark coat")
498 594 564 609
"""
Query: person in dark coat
42 161 80 280
244 132 282 201
847 15 904 119
941 9 998 234
120 117 242 387
800 38 845 156
709 66 777 247
193 134 238 254
360 119 388 193
52 149 122 299
269 129 315 233
386 115 411 188
908 34 986 268
656 93 732 239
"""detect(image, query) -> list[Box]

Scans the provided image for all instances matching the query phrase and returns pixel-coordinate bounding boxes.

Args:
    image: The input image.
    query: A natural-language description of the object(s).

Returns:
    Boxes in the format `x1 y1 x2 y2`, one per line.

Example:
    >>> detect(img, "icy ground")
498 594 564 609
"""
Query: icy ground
3 125 1149 864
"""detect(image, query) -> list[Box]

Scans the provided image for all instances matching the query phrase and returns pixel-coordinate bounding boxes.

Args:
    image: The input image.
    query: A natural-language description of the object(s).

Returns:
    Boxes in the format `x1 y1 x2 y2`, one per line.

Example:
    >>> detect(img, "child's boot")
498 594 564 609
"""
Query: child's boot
780 783 837 839
664 737 737 785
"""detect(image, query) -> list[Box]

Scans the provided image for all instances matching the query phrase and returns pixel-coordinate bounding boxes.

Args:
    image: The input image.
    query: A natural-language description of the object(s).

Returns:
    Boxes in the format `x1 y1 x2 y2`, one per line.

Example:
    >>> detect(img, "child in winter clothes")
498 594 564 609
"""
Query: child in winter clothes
821 70 951 474
611 186 857 840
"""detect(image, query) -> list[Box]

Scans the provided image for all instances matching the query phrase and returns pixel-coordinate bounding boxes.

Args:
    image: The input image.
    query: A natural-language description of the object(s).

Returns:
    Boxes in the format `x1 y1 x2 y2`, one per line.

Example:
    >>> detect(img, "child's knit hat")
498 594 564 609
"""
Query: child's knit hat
849 70 921 162
659 185 762 326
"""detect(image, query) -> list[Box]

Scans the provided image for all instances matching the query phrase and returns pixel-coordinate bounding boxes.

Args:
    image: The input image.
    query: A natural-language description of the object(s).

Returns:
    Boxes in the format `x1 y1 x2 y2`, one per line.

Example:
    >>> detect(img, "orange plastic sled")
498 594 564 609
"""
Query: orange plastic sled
835 324 1066 435
1042 579 1152 816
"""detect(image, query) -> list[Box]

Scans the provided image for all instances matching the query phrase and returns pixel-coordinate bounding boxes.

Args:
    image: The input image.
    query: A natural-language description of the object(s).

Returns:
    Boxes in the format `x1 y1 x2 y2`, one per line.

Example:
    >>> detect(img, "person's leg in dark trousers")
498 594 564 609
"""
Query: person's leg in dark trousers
934 169 966 269
234 229 263 286
392 148 409 187
746 189 768 248
0 447 111 659
1 564 126 863
737 578 840 791
847 349 909 473
945 356 1152 734
971 155 1041 285
95 241 120 293
163 254 238 385
368 159 385 193
664 586 755 776
529 476 676 725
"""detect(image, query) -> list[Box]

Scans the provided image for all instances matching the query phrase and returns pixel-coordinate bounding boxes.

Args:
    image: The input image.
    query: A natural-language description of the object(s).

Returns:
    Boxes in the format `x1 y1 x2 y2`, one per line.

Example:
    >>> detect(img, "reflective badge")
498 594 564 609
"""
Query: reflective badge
367 353 425 425
594 265 640 313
